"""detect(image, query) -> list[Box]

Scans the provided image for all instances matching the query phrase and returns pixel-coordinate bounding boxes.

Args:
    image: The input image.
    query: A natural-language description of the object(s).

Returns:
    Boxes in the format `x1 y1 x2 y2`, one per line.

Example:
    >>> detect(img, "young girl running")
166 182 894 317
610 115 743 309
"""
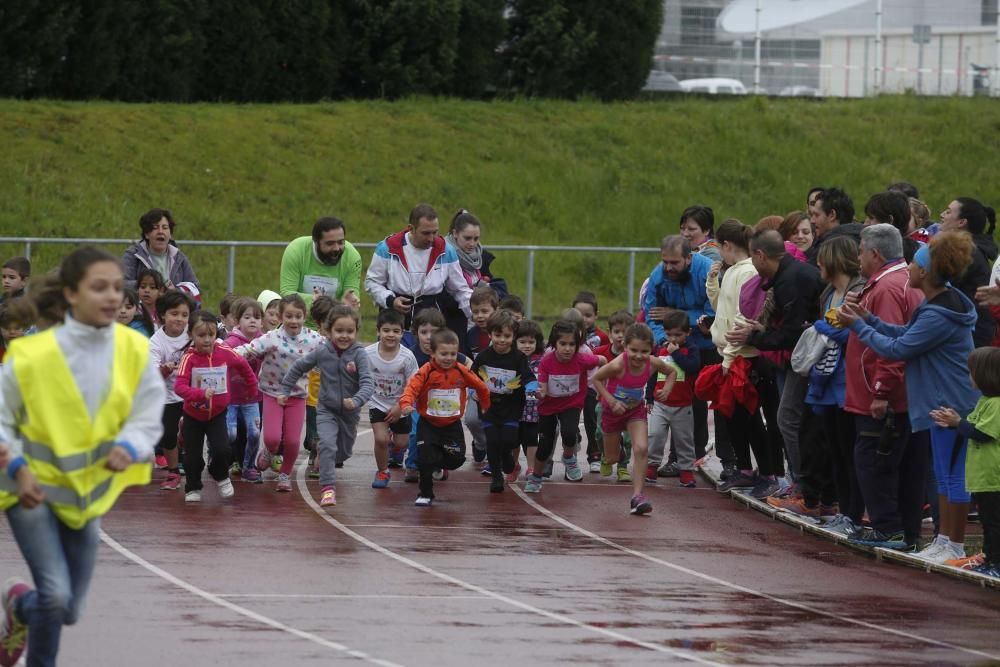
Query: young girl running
515 319 545 480
149 290 194 490
223 298 264 483
592 323 675 515
174 311 258 502
524 320 602 493
118 288 154 337
236 294 323 492
282 306 374 507
136 268 166 330
0 247 166 667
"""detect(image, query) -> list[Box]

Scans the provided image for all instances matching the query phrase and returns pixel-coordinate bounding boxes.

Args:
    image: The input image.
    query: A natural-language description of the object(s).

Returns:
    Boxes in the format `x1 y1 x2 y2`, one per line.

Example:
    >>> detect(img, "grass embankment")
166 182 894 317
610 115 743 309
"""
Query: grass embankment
1 96 998 335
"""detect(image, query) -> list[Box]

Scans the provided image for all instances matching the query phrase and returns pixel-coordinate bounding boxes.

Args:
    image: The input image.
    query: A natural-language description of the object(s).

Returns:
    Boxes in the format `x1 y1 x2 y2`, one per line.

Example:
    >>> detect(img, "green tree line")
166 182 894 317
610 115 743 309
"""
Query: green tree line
0 0 663 101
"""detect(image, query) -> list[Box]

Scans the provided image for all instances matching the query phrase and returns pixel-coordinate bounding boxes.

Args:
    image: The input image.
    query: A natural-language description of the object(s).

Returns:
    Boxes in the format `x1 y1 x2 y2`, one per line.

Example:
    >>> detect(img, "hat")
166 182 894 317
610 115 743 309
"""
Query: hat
257 289 281 311
176 282 201 309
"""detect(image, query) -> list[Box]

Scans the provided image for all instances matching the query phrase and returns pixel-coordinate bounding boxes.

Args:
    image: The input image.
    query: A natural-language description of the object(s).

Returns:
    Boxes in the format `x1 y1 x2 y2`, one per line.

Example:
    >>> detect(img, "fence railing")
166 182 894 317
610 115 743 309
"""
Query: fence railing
0 237 661 319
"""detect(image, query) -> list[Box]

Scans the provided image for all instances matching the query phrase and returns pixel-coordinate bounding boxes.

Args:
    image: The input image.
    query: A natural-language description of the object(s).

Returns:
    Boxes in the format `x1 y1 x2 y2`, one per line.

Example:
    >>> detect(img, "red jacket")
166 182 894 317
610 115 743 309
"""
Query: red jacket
694 357 759 418
843 260 923 416
400 360 491 427
175 343 259 421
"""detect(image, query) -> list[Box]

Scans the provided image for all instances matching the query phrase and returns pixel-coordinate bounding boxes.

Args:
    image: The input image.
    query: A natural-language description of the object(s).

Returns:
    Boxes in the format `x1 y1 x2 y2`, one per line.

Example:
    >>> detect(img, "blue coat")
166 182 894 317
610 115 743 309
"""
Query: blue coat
643 252 715 350
849 288 980 431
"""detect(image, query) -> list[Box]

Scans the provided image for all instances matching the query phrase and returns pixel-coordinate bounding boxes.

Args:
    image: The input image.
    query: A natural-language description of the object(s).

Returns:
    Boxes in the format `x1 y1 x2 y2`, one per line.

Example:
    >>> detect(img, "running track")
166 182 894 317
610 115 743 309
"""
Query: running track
2 426 999 666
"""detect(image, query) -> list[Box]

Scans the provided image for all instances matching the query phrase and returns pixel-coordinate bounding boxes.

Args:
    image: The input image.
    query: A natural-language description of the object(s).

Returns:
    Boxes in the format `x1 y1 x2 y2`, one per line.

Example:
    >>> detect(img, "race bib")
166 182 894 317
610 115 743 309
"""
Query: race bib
373 371 404 399
657 357 684 382
427 388 461 418
547 373 580 398
612 385 645 409
479 366 519 395
192 366 228 395
303 275 339 297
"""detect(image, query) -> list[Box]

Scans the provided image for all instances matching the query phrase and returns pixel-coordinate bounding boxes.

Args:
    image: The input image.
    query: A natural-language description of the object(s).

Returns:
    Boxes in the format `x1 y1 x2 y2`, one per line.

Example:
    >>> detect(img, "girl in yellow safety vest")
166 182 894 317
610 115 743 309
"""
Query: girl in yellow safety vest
0 246 166 667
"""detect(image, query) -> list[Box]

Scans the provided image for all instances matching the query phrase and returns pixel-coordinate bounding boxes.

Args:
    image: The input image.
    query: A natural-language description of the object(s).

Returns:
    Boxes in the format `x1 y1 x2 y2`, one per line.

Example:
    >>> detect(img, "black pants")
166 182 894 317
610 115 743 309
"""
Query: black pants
725 404 769 472
854 413 927 543
730 359 784 476
799 407 836 507
484 422 518 477
819 407 863 520
416 419 465 499
183 412 230 492
158 402 183 452
519 422 538 454
537 409 581 464
975 491 1000 565
583 390 600 462
693 348 734 465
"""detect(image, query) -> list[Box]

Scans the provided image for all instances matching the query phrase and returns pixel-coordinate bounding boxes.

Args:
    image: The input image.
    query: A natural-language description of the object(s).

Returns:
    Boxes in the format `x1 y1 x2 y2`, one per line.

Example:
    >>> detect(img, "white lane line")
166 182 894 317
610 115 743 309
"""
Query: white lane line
340 524 562 532
215 594 486 600
295 463 724 666
511 486 1000 662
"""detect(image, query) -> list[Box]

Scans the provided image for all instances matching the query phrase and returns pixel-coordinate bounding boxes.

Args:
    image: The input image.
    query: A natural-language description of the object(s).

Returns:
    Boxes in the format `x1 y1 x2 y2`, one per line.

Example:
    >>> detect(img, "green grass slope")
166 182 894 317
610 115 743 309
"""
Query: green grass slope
1 96 998 331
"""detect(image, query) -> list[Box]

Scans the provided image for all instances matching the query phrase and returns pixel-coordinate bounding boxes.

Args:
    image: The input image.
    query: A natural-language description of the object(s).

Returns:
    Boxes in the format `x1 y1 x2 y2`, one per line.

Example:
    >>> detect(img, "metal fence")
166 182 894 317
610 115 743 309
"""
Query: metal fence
0 237 661 319
651 0 1000 98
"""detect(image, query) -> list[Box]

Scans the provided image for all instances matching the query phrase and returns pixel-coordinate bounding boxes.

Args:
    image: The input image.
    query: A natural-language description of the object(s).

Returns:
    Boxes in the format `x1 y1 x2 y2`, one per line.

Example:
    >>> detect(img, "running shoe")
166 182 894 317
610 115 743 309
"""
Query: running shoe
748 478 781 499
589 459 601 474
600 457 613 477
155 455 168 469
629 494 652 515
645 465 658 483
944 553 985 570
271 454 283 473
678 471 697 488
275 473 292 492
480 464 493 477
657 461 680 478
320 487 336 506
822 514 847 533
562 455 583 482
159 472 182 491
218 478 235 498
490 475 504 493
0 578 30 667
972 562 1000 578
433 469 449 481
524 474 543 493
255 445 272 472
241 467 262 484
404 468 419 483
185 490 202 503
229 462 241 477
415 496 433 507
372 470 391 489
307 465 320 479
769 480 797 500
617 465 632 483
716 471 757 493
850 528 909 550
766 496 820 518
720 462 737 481
506 463 522 484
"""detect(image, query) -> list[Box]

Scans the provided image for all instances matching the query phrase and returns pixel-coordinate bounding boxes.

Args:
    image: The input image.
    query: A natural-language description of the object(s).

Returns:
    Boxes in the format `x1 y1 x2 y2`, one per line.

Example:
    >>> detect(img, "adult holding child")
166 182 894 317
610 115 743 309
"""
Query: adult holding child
441 209 501 342
279 216 363 310
123 208 199 290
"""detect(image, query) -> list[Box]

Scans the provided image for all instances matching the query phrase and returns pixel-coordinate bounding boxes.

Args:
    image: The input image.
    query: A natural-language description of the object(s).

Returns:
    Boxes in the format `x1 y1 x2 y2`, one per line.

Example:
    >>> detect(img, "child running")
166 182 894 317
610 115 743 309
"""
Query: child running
515 319 545 479
591 322 675 514
223 297 264 483
365 309 418 489
235 294 323 491
524 320 602 493
593 309 636 481
135 268 166 330
472 311 536 492
149 291 193 489
174 311 258 502
400 330 491 506
118 287 154 337
281 306 374 507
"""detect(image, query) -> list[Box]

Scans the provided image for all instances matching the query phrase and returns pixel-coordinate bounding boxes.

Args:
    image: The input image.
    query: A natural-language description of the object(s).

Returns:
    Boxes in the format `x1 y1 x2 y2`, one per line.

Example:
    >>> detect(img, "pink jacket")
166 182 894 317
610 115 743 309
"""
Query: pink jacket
224 328 263 404
175 343 258 421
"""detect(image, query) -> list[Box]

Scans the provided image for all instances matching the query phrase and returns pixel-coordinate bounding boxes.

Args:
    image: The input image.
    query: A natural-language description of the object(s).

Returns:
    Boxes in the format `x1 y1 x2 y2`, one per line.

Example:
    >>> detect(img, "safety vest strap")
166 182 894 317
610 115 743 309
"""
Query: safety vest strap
0 474 113 509
21 440 119 472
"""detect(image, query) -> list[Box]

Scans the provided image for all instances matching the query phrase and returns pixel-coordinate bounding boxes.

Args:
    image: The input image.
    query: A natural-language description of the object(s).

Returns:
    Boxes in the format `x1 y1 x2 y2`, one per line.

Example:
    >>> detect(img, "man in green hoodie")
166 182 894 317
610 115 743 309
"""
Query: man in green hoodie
280 217 363 310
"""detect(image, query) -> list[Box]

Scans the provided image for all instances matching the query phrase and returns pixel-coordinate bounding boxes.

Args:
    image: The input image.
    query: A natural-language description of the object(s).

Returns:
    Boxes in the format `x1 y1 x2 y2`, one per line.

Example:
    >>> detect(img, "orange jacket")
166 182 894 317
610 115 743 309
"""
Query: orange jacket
400 361 491 427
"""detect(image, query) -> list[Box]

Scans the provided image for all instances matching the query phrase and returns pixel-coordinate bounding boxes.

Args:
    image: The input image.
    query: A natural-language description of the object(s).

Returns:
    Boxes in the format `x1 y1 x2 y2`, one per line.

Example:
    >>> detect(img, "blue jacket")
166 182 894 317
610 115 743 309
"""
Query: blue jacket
849 288 980 431
643 252 715 350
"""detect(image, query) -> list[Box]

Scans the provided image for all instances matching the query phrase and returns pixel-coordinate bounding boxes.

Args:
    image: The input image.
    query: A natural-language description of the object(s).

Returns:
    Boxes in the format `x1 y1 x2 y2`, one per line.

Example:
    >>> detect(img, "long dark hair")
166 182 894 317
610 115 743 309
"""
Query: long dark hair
31 247 122 323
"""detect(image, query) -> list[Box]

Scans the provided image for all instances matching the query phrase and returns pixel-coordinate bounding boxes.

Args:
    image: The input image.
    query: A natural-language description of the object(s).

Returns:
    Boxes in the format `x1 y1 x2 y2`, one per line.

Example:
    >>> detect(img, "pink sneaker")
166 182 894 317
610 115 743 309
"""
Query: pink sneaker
275 473 291 492
0 578 30 667
320 486 336 506
159 472 182 491
155 455 168 469
505 463 522 483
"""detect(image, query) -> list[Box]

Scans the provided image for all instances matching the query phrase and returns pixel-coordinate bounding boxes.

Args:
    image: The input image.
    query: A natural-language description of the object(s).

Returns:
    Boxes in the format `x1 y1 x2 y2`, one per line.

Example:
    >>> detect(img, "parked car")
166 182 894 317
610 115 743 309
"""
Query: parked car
778 85 822 97
642 70 683 92
679 78 748 95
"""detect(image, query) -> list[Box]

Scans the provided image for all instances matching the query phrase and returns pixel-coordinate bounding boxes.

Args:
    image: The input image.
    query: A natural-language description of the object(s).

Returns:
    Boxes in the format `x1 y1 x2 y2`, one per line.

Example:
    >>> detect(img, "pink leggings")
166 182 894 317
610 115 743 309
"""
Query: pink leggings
262 394 306 475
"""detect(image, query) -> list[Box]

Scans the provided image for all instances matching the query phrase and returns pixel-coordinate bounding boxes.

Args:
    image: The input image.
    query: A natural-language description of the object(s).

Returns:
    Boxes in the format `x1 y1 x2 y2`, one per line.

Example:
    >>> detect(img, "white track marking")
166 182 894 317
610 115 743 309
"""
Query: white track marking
215 593 485 600
99 531 403 666
511 486 1000 662
295 463 723 666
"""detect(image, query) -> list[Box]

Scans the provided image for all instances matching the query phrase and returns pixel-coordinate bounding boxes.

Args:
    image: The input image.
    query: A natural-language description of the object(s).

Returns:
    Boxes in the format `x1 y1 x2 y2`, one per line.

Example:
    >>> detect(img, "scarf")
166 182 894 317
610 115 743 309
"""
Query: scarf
447 234 483 274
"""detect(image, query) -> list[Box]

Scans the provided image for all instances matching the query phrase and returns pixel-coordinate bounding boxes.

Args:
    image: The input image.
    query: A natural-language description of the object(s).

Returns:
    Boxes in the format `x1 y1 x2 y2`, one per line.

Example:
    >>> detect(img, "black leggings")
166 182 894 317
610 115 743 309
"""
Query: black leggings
976 492 1000 565
182 412 230 492
158 402 183 452
484 422 519 476
583 390 600 462
536 409 580 464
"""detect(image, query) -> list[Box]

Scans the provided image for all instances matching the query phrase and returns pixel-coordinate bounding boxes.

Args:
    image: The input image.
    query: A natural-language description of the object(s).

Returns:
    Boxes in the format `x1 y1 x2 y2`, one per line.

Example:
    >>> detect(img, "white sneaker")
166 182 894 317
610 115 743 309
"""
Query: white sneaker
185 490 202 503
218 478 235 499
414 496 433 507
914 539 946 561
927 542 965 565
589 460 601 473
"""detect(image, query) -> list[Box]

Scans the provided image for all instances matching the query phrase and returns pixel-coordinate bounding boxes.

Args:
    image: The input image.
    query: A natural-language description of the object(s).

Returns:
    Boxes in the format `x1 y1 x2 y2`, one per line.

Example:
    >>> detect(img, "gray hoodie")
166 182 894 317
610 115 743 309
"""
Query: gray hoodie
123 240 199 290
281 340 374 414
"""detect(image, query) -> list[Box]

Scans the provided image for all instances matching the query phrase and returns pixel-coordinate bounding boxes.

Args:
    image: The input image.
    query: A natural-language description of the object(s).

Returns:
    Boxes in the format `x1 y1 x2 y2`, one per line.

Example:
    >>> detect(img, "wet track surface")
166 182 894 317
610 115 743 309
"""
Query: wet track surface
3 427 1000 666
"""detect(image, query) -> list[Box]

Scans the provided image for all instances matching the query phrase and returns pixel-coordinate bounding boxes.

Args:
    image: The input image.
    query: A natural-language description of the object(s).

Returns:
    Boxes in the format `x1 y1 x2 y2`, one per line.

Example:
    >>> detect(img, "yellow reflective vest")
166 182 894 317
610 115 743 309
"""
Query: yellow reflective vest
0 325 152 529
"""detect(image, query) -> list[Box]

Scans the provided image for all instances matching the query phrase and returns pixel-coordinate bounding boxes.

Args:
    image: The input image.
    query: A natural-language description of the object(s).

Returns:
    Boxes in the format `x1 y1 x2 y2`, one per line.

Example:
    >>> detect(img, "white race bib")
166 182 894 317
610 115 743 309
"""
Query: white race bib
547 373 580 398
373 371 404 399
303 275 339 297
192 366 228 395
427 388 461 418
481 366 518 395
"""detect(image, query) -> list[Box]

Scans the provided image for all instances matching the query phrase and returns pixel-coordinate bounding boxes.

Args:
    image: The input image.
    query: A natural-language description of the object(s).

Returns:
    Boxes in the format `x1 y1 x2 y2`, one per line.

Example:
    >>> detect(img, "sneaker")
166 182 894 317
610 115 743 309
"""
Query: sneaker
155 455 168 469
271 454 283 473
320 487 336 506
599 457 613 477
307 465 320 479
490 475 504 493
589 459 601 474
770 480 797 500
185 490 202 503
972 562 1000 578
678 471 696 488
218 478 235 499
480 464 493 477
415 496 433 507
913 538 947 562
229 462 241 476
748 478 781 499
766 496 820 518
716 471 757 493
255 445 272 472
275 473 292 492
387 457 403 469
0 578 30 667
644 465 658 483
159 471 182 491
823 514 847 533
404 468 419 483
658 461 680 478
542 460 554 478
524 474 543 493
372 470 391 489
850 528 909 550
720 462 737 481
562 455 583 482
433 469 449 481
945 553 985 570
616 465 632 483
921 542 965 565
241 467 262 484
506 463 522 483
629 494 652 515
473 448 486 463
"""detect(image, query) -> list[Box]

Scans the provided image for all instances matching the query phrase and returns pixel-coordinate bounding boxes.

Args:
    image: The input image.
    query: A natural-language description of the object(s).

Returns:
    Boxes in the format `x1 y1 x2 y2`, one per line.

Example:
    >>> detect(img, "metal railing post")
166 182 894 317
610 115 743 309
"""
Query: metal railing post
227 245 236 293
24 242 31 262
627 252 636 311
526 250 535 319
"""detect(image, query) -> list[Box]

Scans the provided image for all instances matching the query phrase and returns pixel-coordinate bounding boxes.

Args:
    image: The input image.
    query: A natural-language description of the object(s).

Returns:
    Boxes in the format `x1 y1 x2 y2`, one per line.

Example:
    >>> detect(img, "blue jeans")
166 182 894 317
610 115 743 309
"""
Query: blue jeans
226 403 261 470
405 413 420 470
6 504 100 667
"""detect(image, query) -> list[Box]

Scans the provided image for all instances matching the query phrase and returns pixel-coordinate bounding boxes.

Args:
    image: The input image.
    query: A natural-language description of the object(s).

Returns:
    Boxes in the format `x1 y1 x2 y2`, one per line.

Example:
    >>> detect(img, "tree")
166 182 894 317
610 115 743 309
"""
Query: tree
502 0 594 98
0 0 79 97
452 0 505 98
572 0 663 100
56 0 139 98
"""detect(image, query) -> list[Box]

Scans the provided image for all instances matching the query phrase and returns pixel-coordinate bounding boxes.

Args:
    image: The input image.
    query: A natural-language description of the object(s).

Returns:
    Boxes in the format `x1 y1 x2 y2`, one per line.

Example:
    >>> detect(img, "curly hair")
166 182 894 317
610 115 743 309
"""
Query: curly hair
926 231 974 287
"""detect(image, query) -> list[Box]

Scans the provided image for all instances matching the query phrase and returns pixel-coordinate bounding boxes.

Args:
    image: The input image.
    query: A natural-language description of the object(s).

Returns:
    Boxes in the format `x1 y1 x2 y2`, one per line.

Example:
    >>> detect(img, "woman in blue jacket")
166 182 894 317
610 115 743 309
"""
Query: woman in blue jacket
840 232 980 564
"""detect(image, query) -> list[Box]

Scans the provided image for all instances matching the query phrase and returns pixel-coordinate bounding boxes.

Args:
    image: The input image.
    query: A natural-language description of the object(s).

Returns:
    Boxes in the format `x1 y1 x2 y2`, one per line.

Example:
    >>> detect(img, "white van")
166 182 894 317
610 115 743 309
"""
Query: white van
679 78 748 95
